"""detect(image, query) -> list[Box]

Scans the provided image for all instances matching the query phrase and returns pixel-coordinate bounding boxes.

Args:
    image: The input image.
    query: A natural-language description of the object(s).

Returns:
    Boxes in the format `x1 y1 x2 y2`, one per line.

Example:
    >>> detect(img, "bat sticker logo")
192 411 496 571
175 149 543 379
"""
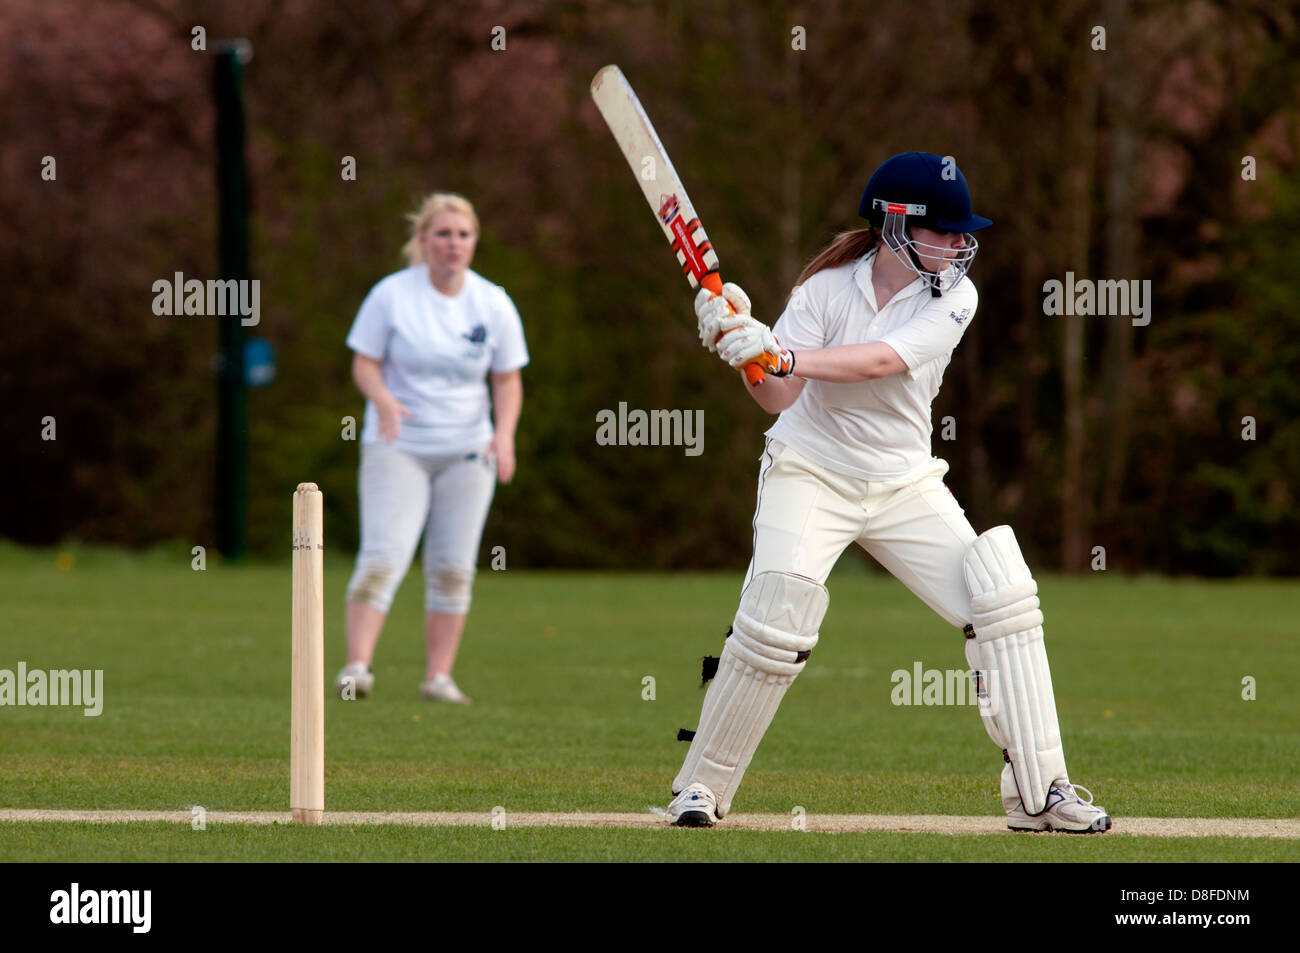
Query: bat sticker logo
658 193 680 224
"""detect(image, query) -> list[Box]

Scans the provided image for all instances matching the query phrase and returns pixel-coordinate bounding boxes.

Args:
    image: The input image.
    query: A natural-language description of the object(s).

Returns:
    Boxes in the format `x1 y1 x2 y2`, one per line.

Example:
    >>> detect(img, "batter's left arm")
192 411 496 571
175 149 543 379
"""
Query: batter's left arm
790 342 908 382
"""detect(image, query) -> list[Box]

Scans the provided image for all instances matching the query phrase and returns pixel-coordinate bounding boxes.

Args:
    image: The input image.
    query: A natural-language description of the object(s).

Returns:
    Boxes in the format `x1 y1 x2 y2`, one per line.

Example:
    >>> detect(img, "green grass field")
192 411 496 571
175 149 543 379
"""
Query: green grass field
2 542 1298 861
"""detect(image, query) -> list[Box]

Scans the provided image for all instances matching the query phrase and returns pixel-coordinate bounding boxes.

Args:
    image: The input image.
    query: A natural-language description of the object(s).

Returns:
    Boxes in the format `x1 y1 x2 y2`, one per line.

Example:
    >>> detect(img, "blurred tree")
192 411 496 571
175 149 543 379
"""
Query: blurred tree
2 0 1298 576
1099 0 1138 528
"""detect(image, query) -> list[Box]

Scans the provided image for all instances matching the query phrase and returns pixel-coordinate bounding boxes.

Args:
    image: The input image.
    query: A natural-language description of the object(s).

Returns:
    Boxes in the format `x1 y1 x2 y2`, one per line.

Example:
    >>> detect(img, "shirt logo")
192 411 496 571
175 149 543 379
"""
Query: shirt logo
949 307 971 325
463 324 487 344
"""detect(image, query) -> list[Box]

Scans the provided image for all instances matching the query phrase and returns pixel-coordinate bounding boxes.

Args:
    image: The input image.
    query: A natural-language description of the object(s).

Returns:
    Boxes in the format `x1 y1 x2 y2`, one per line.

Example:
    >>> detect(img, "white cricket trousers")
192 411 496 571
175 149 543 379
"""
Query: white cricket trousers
346 441 496 615
745 441 977 627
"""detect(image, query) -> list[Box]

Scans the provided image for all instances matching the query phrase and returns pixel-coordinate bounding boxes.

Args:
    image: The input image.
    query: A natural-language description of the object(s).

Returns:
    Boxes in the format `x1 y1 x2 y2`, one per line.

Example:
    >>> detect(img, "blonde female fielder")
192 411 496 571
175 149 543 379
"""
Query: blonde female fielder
335 193 527 704
667 153 1110 833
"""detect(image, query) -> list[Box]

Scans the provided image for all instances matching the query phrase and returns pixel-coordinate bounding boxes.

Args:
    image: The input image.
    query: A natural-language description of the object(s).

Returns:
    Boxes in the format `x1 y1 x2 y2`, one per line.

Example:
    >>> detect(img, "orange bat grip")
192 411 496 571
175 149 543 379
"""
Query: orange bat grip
700 274 770 386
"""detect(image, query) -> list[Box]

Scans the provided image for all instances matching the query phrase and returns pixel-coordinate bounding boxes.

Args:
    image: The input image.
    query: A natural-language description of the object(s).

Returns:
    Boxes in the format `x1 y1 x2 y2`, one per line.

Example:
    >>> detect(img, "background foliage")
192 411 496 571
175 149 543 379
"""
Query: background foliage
3 0 1298 574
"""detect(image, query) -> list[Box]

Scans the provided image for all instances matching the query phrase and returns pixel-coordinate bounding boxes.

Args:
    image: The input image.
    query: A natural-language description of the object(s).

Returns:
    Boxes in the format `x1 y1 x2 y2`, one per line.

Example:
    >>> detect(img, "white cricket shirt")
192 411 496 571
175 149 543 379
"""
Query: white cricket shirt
346 266 529 455
767 251 978 480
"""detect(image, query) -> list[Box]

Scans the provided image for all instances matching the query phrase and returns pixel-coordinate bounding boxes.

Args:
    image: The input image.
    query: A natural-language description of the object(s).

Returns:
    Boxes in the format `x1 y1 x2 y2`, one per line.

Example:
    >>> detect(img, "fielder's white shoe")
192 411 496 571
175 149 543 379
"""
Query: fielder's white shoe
334 661 374 699
1007 780 1112 833
668 783 719 828
419 673 471 705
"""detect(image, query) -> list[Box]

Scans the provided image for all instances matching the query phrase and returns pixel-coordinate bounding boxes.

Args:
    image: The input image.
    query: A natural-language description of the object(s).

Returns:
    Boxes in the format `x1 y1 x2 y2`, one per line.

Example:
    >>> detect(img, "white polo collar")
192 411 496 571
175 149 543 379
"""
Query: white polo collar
852 249 928 313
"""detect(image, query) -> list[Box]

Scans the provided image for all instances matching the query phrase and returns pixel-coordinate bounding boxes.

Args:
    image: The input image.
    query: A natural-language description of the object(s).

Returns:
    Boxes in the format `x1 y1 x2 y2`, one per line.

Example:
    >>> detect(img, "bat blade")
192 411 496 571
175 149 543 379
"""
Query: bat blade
591 64 768 385
590 64 718 290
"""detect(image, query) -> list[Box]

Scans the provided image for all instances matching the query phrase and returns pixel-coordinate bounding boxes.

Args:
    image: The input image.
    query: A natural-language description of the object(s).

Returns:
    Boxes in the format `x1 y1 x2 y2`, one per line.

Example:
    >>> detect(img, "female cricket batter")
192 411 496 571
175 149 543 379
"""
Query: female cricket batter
334 193 527 704
667 153 1110 833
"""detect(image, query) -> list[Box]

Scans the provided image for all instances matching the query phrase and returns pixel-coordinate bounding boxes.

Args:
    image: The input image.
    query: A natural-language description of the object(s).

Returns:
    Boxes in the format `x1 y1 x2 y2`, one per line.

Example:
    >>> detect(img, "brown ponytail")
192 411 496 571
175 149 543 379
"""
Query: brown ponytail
794 227 879 288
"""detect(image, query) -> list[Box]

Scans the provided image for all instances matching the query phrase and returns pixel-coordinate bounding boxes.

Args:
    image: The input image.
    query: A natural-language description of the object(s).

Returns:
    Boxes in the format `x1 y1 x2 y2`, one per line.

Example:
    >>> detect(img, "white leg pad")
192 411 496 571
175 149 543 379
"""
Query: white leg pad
963 526 1068 814
673 572 828 817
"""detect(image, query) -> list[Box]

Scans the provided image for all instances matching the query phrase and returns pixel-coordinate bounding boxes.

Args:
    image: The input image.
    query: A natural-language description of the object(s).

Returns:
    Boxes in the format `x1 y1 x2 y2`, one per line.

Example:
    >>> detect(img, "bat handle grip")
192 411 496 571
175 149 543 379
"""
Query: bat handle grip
702 274 767 387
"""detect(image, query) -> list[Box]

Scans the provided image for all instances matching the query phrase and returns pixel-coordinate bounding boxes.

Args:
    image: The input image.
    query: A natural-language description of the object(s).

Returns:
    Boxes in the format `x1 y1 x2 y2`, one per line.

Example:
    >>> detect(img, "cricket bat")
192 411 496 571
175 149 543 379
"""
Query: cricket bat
590 64 777 386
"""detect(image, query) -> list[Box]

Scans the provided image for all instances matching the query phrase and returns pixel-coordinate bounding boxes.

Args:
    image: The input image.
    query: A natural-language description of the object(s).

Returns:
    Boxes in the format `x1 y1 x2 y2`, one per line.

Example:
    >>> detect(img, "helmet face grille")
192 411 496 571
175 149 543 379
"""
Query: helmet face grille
879 208 979 292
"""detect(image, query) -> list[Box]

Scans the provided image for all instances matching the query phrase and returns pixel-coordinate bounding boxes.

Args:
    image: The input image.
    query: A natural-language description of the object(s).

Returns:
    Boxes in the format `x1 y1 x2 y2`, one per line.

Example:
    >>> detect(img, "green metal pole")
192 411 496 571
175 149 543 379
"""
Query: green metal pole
214 42 251 561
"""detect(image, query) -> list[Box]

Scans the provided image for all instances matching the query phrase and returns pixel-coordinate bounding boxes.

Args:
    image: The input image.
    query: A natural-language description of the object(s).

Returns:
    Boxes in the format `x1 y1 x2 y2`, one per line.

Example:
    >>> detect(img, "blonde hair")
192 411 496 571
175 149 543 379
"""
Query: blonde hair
795 226 879 287
402 192 480 266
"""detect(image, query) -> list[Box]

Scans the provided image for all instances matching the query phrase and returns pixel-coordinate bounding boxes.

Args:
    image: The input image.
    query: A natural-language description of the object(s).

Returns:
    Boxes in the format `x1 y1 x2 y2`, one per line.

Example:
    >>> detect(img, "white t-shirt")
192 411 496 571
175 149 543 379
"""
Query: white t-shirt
346 266 529 455
766 251 978 481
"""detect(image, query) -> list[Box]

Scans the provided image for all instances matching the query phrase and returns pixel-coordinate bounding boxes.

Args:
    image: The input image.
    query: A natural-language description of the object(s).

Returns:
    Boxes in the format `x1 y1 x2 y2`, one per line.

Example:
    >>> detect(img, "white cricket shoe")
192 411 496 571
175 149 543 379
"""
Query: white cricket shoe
334 661 374 699
668 783 719 828
419 673 471 705
1007 780 1112 833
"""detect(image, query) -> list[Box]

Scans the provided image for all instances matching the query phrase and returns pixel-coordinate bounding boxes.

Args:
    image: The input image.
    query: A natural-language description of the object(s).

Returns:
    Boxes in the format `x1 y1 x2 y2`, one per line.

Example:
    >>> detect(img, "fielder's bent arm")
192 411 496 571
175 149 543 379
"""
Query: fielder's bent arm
490 370 523 483
352 353 411 441
351 353 391 403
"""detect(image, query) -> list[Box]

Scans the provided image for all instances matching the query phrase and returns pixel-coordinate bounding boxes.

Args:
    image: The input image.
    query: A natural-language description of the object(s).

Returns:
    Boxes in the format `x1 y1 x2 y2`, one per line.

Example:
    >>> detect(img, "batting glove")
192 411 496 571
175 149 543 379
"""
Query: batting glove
715 314 795 377
695 282 752 353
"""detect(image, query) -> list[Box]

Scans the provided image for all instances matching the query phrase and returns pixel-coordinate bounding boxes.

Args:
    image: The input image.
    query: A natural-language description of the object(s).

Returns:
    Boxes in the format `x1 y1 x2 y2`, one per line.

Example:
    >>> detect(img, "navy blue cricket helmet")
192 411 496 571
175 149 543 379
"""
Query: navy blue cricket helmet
859 152 990 294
